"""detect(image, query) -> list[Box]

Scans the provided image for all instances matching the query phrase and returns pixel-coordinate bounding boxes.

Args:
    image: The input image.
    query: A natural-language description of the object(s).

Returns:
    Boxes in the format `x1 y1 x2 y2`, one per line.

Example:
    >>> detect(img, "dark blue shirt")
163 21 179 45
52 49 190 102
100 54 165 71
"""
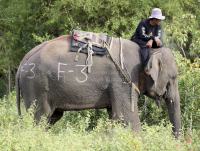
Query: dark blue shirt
133 19 162 41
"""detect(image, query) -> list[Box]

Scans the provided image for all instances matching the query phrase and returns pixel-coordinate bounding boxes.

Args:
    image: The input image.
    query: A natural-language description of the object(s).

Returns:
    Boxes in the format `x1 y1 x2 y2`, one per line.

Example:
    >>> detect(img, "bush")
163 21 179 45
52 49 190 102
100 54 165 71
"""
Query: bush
173 51 200 131
0 92 200 151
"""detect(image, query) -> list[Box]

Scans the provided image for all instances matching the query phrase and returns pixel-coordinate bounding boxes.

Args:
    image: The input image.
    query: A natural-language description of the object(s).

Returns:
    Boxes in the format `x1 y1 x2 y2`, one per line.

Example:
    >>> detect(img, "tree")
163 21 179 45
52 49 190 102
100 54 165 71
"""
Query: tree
164 14 200 60
0 0 50 95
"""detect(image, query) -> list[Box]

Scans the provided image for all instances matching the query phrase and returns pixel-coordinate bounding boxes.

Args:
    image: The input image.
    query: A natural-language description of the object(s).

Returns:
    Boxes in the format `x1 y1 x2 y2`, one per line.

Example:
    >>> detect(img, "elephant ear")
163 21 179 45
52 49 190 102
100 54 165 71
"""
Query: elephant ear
147 52 163 86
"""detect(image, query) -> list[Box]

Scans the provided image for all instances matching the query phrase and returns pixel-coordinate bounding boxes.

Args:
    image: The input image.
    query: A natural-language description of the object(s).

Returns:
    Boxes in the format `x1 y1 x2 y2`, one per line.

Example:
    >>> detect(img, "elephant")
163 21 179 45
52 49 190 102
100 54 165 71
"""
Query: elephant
16 34 181 137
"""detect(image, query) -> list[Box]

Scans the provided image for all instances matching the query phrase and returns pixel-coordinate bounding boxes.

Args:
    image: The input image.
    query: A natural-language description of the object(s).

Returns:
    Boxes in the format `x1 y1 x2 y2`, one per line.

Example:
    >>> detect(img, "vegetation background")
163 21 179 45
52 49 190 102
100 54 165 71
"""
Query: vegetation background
0 0 199 150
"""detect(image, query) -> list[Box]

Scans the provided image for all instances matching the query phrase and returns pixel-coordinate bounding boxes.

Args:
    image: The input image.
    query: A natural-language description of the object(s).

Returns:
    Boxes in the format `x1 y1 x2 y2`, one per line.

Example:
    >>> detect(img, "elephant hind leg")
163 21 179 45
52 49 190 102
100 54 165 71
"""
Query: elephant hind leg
107 107 113 119
34 104 52 125
48 110 64 126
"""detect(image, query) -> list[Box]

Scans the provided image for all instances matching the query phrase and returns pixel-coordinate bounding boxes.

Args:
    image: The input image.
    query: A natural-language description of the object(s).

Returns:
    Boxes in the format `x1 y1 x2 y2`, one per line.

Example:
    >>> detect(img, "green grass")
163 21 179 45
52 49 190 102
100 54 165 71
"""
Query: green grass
0 92 199 151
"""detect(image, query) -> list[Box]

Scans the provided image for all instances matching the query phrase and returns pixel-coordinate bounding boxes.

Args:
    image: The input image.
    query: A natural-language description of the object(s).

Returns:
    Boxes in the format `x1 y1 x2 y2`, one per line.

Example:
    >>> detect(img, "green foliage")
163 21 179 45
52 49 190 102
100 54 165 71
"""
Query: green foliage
32 33 52 43
0 91 18 126
0 93 200 150
138 95 169 126
164 14 200 59
0 77 6 97
173 51 200 131
52 109 108 133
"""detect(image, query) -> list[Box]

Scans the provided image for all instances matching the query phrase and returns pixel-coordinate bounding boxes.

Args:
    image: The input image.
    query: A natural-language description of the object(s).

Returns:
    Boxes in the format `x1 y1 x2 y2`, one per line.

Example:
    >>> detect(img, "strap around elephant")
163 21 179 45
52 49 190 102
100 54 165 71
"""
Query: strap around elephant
103 41 140 95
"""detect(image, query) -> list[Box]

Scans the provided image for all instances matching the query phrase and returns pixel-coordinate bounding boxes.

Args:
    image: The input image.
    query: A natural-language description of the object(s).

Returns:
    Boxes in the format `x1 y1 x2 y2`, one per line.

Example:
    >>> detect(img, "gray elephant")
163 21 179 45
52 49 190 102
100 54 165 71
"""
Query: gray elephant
16 35 181 137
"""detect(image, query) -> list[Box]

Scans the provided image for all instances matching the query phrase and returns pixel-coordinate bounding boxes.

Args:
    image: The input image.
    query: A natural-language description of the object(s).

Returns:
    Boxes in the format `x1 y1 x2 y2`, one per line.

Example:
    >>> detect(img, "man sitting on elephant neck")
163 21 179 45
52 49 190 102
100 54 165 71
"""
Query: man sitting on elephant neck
131 8 165 75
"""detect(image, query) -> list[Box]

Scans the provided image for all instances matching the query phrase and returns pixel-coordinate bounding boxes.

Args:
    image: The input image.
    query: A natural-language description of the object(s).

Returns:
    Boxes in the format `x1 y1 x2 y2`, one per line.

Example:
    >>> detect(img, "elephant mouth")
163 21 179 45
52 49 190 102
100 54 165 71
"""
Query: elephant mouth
155 90 168 109
145 87 168 109
155 95 164 109
155 90 175 109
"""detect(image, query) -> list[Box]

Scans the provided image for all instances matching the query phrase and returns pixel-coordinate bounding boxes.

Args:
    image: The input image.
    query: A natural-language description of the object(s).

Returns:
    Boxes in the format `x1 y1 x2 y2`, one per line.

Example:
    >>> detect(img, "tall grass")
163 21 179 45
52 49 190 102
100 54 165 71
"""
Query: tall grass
0 91 199 151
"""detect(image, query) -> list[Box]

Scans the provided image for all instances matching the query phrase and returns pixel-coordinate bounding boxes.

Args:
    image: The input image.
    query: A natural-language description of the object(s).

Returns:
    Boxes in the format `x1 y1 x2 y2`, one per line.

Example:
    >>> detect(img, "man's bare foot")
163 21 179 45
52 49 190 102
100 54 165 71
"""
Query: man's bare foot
144 67 150 75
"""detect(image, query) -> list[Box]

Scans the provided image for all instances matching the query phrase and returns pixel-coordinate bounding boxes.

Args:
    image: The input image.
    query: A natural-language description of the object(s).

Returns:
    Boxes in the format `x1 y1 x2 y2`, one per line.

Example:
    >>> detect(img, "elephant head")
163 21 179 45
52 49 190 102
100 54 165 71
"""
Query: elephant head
139 48 181 137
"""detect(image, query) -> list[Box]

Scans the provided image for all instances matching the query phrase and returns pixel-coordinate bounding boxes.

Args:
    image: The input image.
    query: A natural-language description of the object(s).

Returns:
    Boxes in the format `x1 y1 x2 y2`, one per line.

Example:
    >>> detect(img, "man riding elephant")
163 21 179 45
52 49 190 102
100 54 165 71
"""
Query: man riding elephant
131 8 165 75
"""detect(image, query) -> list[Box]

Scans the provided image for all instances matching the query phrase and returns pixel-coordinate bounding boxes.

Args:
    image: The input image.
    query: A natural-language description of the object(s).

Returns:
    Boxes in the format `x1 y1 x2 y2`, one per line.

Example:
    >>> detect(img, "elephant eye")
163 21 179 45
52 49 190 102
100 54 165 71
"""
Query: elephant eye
166 82 170 90
171 75 177 81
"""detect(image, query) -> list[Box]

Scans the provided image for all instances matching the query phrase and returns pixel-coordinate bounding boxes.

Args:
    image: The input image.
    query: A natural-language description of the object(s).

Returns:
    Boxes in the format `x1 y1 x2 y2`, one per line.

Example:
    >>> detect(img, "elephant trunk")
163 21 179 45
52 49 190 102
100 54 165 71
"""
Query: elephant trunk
165 81 181 138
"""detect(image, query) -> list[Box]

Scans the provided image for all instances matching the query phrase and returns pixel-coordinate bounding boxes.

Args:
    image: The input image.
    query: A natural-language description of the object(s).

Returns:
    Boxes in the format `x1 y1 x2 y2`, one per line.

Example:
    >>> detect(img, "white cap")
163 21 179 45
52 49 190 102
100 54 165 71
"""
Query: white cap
149 8 165 20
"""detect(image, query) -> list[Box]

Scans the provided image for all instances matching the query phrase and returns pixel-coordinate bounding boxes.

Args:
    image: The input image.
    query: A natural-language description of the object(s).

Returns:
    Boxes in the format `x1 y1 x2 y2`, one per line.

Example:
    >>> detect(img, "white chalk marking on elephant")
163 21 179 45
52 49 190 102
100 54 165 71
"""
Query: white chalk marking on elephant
68 70 74 73
75 65 88 83
20 63 26 78
27 63 35 79
58 62 67 81
20 63 35 79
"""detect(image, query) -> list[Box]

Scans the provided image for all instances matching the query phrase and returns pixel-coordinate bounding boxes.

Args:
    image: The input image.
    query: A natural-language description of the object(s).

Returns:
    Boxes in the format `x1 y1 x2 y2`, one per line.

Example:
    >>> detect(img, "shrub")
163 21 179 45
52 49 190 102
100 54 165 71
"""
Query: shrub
0 92 200 151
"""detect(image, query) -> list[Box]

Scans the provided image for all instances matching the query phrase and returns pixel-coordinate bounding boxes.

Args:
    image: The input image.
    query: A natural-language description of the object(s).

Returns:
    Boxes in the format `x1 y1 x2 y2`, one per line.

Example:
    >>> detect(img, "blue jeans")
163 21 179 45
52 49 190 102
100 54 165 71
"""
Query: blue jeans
131 37 162 67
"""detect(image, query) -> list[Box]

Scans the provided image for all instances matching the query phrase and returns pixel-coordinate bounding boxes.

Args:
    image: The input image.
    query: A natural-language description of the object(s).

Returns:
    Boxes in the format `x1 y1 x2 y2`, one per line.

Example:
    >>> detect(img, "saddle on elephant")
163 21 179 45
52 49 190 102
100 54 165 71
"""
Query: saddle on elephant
70 30 112 73
70 30 111 56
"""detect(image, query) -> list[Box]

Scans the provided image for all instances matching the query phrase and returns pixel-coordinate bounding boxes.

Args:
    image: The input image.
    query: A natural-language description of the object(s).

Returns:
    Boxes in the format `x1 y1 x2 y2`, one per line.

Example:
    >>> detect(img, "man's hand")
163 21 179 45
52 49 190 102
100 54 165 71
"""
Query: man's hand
146 39 153 48
154 37 162 46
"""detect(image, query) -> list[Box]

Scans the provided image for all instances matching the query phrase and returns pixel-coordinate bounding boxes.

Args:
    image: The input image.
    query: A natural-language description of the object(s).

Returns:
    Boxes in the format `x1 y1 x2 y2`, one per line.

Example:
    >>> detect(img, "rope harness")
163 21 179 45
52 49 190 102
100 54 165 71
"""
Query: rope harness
103 39 140 112
74 37 94 73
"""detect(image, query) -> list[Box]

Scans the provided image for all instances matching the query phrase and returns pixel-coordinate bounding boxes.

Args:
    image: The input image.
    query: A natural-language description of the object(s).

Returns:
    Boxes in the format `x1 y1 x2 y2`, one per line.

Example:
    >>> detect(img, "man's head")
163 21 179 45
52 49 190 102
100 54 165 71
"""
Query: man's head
149 8 165 20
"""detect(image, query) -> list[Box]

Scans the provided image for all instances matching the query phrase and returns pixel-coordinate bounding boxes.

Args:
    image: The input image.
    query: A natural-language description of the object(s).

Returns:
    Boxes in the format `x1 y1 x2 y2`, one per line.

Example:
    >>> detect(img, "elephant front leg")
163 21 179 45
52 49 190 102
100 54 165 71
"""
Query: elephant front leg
110 85 141 132
106 107 113 119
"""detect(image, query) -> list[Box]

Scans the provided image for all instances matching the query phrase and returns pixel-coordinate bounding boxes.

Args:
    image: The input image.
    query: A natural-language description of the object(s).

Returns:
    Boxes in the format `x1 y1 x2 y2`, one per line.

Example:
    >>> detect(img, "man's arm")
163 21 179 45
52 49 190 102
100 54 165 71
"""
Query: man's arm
138 21 154 41
146 25 162 48
154 24 162 46
156 24 162 39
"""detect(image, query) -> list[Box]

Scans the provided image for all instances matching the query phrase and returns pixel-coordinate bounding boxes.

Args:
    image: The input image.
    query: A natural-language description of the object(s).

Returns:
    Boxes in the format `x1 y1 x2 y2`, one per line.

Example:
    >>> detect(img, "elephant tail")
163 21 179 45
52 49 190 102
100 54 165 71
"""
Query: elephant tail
16 67 21 116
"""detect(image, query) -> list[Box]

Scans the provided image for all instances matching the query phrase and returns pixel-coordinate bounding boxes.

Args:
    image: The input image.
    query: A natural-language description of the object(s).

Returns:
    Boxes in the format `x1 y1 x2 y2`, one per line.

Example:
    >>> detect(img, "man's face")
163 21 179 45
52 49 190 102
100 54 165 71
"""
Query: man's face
154 19 162 25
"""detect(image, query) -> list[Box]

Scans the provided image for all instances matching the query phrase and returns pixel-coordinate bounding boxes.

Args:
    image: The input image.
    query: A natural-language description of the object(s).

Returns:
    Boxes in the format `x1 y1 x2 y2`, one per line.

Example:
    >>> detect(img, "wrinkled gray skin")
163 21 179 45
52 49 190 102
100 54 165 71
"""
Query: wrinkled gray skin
16 36 181 137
